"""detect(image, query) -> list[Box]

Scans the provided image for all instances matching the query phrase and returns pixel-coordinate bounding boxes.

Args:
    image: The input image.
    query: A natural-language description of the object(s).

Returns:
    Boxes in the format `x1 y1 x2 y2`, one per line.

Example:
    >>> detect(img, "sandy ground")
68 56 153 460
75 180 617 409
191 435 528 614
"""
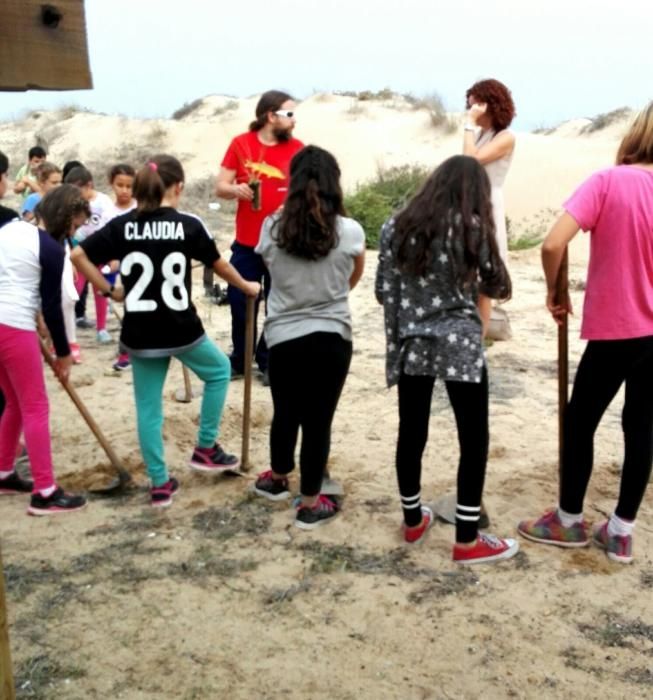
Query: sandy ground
2 217 653 699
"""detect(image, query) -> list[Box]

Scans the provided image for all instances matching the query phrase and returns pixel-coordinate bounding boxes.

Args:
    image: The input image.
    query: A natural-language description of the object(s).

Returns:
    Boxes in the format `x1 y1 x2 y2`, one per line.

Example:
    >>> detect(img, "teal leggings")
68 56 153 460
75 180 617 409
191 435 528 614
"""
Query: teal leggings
131 336 231 486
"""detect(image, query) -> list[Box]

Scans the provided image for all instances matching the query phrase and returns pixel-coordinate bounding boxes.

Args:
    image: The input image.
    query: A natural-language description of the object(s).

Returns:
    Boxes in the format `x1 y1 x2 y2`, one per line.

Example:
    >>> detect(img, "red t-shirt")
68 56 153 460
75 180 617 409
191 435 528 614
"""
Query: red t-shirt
221 131 304 247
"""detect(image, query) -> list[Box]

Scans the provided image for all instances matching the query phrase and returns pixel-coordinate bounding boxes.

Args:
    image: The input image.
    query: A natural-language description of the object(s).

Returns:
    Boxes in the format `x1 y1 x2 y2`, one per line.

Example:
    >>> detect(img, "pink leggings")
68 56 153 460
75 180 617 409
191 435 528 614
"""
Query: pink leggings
0 323 56 492
75 271 108 331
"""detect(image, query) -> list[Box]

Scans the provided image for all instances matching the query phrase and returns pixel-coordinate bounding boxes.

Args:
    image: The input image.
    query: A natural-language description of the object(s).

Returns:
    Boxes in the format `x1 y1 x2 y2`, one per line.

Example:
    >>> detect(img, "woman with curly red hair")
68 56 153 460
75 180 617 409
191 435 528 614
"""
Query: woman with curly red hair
463 79 516 265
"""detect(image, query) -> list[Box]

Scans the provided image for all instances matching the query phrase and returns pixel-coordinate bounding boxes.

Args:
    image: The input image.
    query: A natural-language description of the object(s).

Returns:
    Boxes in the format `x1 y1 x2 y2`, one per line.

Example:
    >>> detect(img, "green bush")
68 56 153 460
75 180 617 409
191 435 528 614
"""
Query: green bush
345 165 429 248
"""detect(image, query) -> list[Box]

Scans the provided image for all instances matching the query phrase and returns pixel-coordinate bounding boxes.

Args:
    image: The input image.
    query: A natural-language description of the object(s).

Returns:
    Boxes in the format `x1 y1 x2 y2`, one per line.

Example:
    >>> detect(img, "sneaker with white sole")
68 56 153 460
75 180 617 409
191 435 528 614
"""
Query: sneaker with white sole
253 470 290 501
517 509 589 548
189 443 240 472
592 520 633 564
97 329 113 343
453 533 520 564
28 487 87 516
295 494 339 530
402 505 434 544
150 477 179 508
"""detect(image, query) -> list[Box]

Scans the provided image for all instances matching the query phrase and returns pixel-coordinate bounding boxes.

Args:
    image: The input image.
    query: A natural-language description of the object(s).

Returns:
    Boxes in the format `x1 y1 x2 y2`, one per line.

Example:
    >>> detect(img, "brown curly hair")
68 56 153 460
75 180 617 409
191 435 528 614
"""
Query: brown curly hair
466 79 516 132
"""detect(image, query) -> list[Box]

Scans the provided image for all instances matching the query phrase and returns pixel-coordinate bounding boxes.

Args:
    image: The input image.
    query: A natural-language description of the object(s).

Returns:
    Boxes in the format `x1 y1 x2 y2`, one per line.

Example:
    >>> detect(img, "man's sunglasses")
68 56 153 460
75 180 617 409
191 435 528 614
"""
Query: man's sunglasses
274 110 294 118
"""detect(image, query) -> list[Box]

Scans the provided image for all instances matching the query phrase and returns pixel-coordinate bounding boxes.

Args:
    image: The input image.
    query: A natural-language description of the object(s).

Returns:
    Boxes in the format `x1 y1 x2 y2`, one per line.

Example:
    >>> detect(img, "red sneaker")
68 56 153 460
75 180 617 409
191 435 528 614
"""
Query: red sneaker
402 506 434 544
453 533 519 564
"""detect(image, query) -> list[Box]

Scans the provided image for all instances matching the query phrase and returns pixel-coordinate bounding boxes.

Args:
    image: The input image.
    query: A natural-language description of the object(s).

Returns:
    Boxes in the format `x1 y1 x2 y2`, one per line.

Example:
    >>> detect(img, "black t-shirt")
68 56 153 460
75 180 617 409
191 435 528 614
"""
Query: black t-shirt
81 207 220 356
0 205 18 227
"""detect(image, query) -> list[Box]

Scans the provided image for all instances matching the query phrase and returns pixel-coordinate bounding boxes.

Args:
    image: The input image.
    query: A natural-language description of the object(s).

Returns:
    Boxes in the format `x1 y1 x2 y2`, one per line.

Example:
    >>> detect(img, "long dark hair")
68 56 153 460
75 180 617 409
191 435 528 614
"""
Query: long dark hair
35 184 90 242
133 154 184 214
249 90 293 131
273 146 346 260
393 155 508 293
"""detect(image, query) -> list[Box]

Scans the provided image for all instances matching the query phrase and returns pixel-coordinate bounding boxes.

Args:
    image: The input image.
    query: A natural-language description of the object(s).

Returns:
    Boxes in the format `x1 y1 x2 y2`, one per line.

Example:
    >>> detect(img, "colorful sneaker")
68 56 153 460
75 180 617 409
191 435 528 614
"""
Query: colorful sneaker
28 487 87 515
112 355 131 371
295 494 339 530
592 520 633 564
403 505 434 544
252 470 291 501
70 343 82 364
453 533 520 564
189 443 240 472
97 329 113 343
518 509 589 548
0 471 33 495
150 477 179 508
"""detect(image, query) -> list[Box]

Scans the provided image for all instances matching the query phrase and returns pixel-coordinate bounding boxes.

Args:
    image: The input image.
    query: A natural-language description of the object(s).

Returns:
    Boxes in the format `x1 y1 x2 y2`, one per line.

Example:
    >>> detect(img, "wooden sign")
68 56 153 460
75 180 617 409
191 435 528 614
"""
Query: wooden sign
0 0 92 91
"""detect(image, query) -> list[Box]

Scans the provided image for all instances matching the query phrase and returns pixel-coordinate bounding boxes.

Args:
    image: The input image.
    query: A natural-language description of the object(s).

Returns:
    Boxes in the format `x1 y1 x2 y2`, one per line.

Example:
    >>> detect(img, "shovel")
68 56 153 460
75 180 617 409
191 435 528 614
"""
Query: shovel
174 365 203 403
240 296 255 471
557 248 569 474
40 341 132 495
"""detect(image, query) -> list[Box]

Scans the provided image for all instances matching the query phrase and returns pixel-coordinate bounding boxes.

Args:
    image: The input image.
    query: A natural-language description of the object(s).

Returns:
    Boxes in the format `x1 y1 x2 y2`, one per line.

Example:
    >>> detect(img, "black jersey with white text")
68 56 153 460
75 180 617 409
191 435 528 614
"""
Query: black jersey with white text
80 207 220 356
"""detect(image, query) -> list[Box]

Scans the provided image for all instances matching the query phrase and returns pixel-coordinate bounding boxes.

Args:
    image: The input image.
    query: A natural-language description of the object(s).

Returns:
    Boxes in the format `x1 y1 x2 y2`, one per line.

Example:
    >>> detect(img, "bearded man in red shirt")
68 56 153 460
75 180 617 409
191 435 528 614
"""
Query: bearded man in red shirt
216 90 304 384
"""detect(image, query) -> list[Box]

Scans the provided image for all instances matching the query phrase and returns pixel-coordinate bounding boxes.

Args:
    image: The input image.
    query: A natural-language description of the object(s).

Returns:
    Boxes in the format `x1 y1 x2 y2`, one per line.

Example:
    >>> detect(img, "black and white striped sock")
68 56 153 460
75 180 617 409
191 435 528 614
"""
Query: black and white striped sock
456 503 481 543
401 492 423 527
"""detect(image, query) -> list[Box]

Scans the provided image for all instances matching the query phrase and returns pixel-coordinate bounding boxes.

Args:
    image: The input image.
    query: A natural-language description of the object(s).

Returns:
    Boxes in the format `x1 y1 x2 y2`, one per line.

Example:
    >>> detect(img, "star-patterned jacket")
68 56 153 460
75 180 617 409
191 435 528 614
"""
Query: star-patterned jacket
375 216 510 387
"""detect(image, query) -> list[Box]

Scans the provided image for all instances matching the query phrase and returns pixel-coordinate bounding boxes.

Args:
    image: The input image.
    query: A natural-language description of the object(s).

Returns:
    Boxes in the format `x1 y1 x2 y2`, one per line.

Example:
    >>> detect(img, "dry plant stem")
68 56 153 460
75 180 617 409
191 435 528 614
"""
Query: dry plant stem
0 543 16 700
241 296 255 471
557 248 569 478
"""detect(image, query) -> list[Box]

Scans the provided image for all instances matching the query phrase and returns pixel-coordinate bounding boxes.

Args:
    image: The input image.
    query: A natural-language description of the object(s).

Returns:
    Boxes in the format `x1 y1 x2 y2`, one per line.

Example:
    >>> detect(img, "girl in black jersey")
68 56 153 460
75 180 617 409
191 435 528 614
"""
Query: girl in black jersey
72 155 260 507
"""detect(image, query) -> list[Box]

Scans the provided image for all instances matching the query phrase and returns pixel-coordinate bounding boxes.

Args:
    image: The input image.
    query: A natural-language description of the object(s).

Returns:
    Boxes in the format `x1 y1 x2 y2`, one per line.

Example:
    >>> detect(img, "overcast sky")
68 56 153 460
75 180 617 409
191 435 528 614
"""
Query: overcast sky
1 0 651 129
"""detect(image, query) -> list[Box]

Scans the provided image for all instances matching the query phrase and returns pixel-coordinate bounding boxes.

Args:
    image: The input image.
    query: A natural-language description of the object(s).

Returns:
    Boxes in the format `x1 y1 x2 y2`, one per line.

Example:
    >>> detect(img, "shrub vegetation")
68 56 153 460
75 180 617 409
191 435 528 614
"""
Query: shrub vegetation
344 165 429 248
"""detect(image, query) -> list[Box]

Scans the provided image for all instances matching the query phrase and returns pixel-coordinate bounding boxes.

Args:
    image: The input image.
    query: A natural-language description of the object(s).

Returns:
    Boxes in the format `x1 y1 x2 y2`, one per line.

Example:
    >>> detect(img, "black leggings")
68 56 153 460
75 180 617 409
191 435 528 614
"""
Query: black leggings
268 332 352 496
560 336 653 520
396 369 489 542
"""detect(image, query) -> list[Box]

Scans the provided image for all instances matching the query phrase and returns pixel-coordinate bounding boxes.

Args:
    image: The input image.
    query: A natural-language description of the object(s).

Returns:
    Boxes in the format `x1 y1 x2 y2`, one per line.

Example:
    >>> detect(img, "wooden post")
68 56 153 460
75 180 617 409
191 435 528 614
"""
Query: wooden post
241 297 256 471
557 248 569 473
0 544 15 700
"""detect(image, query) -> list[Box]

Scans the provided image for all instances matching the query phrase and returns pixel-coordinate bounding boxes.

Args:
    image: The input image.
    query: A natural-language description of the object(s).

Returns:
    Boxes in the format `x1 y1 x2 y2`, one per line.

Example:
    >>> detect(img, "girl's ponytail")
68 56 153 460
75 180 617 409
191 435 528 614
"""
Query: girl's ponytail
133 154 185 214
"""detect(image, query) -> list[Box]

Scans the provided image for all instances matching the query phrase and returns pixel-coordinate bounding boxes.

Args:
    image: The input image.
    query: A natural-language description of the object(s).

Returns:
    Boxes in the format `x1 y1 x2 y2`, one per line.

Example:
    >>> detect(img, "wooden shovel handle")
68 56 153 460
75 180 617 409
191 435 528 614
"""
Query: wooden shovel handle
182 365 193 403
557 248 569 472
40 340 128 479
241 296 256 471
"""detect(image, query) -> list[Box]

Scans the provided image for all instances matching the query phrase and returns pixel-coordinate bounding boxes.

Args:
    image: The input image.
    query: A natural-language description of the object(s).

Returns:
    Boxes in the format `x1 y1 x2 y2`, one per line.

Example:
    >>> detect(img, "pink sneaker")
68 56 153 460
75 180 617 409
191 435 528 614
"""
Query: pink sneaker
453 533 519 564
402 506 434 544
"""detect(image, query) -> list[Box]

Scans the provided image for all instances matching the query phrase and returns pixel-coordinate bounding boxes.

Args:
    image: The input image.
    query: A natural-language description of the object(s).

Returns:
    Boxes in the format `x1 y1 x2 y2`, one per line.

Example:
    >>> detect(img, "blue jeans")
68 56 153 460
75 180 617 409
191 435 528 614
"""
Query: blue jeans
226 241 270 373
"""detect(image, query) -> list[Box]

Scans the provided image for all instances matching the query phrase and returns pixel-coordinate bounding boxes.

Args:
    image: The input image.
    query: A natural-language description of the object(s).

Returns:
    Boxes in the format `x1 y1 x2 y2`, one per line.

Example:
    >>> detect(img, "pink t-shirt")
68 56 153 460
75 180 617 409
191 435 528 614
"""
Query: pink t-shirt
564 165 653 340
